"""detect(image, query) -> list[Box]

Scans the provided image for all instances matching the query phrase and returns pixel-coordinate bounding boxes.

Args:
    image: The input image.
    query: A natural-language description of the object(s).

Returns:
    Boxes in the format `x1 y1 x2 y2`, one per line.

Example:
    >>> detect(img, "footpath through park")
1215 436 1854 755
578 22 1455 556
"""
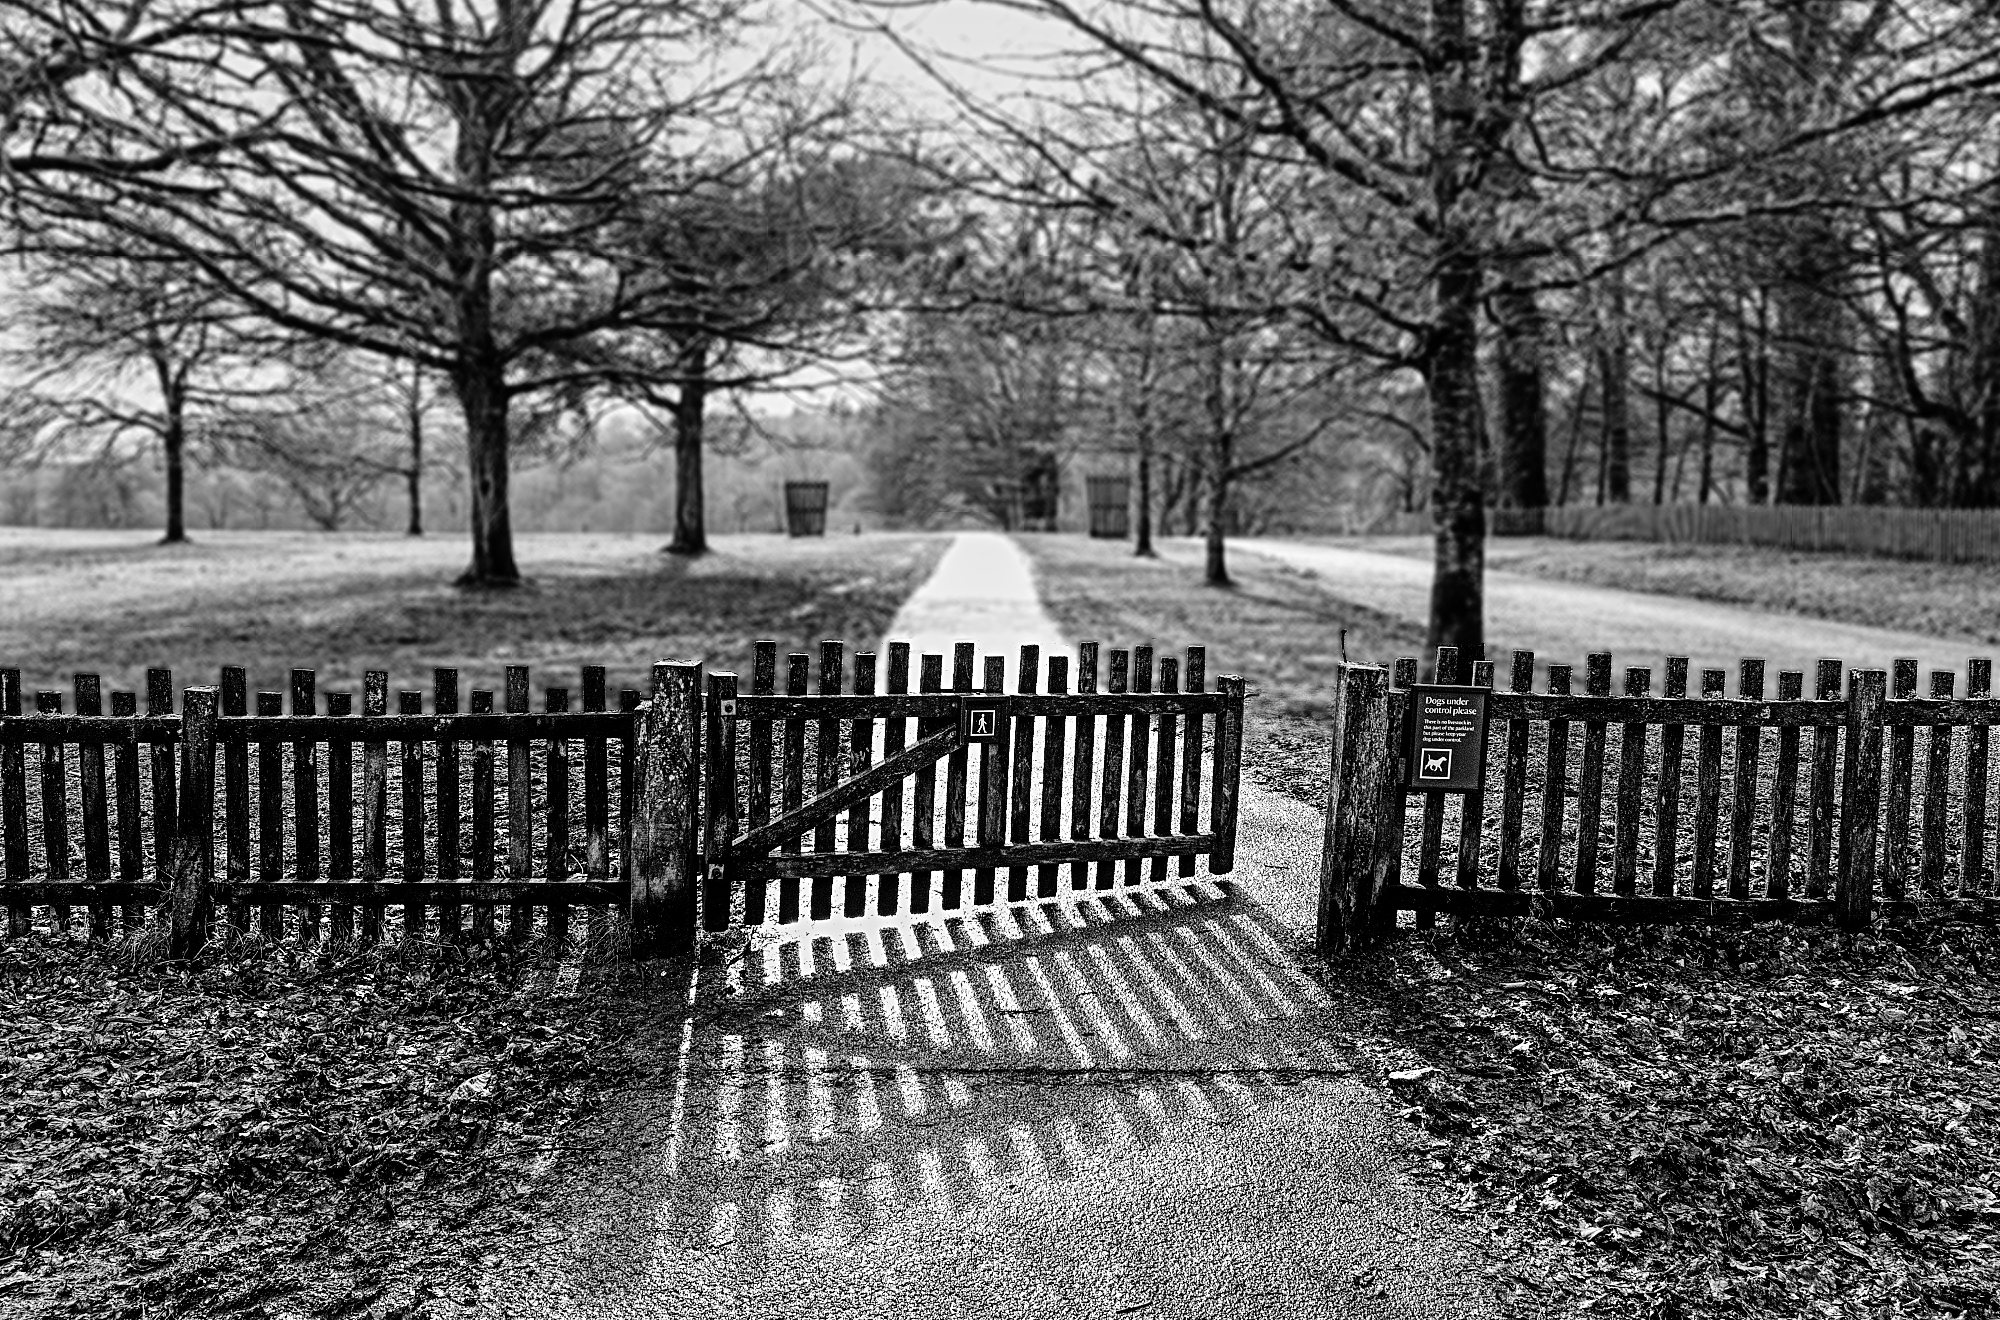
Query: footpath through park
470 531 1501 1320
1179 536 1978 680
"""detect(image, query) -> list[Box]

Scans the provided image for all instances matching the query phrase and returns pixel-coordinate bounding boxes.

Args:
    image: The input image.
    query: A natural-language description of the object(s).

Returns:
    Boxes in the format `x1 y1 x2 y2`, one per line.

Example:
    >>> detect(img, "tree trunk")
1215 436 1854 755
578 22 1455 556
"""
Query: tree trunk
1741 298 1771 504
1203 465 1229 587
1426 251 1486 658
667 338 711 556
1598 281 1633 503
1492 267 1550 509
161 406 187 545
406 363 424 536
1774 228 1845 506
454 360 521 587
1134 446 1155 556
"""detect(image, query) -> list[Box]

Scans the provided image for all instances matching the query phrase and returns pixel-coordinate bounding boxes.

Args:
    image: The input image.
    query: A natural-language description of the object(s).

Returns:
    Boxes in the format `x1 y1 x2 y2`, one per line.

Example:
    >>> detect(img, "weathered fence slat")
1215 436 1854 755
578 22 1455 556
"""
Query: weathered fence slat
1691 668 1727 899
1968 659 1992 897
75 676 111 940
1039 654 1069 897
363 671 390 943
1317 664 1392 959
1497 651 1533 891
780 651 808 924
1769 670 1804 901
1806 660 1844 901
1885 658 1919 903
3 670 29 937
292 670 321 941
327 691 355 943
1730 660 1766 902
973 653 1007 907
940 640 972 908
111 691 143 930
1123 645 1154 889
221 668 250 931
630 660 701 957
1453 660 1496 890
1574 653 1612 894
1387 657 1419 909
1922 670 1956 900
1838 670 1888 929
1613 667 1650 897
1536 664 1573 892
1009 645 1039 902
911 651 943 915
1070 642 1099 892
878 643 910 915
35 692 70 935
1094 648 1129 891
147 670 176 887
1211 674 1245 874
1652 658 1690 897
256 691 284 940
745 643 777 926
1152 655 1180 886
167 687 218 959
543 688 569 945
811 640 842 922
846 650 876 918
1177 646 1207 879
436 669 463 939
705 673 739 932
504 666 532 941
402 690 429 937
1414 648 1455 916
470 689 496 941
619 688 640 899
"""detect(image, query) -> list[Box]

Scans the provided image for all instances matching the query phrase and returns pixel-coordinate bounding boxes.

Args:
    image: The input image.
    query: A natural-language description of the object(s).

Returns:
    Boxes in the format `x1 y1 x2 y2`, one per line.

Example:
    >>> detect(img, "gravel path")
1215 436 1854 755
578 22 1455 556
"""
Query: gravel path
470 533 1499 1320
1193 537 1985 685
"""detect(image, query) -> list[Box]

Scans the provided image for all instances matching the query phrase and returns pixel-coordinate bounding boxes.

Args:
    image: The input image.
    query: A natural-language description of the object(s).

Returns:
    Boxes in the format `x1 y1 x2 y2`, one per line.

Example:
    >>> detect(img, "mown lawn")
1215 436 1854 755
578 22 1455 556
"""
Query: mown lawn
0 528 945 1319
1021 533 2000 1320
1349 534 1999 645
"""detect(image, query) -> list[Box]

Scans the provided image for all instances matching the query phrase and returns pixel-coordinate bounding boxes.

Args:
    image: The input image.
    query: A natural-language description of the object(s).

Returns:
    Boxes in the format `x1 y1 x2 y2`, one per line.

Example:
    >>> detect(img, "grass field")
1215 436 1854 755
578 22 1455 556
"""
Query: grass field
0 528 946 1320
0 529 945 698
1350 534 1999 644
1021 535 2000 1320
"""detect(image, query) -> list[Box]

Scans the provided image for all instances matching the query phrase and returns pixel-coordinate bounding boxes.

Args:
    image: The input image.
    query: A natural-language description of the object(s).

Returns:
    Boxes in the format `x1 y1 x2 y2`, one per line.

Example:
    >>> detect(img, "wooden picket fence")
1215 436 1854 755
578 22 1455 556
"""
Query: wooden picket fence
699 640 1244 933
0 663 652 955
1317 646 2000 955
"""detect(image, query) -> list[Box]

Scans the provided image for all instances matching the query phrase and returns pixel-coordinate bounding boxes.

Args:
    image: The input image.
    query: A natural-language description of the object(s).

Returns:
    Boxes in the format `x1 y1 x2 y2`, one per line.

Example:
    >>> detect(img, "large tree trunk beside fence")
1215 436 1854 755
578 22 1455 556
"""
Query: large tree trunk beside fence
454 360 521 588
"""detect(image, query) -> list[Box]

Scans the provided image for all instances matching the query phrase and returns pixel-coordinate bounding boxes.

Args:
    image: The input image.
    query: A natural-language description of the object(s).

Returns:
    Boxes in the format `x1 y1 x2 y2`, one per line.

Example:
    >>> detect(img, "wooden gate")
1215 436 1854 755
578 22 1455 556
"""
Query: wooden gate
697 639 1245 931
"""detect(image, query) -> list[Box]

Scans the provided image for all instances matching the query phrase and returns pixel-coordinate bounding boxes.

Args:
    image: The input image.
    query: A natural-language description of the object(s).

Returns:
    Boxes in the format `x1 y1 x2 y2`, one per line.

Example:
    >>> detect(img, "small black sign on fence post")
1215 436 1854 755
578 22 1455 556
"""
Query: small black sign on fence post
960 696 1006 743
1404 685 1490 792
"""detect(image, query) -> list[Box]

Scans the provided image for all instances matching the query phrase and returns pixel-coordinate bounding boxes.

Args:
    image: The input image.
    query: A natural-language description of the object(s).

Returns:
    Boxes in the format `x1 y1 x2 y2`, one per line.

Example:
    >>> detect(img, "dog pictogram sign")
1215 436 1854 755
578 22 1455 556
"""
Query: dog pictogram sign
960 698 1007 743
1405 685 1489 792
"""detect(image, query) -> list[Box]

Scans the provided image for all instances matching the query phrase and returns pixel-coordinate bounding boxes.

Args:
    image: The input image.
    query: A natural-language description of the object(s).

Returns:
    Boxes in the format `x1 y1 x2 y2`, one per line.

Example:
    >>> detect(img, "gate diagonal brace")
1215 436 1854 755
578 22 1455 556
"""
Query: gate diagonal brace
732 722 963 858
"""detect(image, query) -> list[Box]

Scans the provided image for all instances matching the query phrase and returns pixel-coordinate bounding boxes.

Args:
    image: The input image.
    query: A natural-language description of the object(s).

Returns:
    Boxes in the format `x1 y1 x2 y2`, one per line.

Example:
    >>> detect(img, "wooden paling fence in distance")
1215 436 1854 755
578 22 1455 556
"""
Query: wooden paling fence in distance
1318 646 2000 956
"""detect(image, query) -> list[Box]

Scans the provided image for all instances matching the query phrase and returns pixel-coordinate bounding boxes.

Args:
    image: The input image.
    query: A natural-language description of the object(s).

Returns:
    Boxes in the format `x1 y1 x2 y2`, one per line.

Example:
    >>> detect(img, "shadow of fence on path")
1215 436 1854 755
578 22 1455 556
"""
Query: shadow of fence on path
644 882 1352 1259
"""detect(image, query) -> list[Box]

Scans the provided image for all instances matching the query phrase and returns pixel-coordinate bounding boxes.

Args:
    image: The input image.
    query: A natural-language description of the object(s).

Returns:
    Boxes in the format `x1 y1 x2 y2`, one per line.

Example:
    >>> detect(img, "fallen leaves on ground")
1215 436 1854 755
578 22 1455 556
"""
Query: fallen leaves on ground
0 934 665 1319
1323 918 2000 1320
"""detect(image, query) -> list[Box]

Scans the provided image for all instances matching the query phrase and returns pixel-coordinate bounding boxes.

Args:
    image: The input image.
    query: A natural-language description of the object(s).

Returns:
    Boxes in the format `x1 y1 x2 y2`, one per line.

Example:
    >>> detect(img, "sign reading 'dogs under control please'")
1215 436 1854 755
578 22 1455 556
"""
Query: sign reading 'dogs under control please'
1405 685 1491 792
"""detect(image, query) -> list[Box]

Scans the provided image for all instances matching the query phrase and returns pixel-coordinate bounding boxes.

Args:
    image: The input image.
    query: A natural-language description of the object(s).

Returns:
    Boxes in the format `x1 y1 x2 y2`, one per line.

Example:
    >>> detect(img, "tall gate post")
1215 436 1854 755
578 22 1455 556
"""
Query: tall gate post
1317 663 1394 959
167 686 219 961
631 660 703 958
1836 668 1887 932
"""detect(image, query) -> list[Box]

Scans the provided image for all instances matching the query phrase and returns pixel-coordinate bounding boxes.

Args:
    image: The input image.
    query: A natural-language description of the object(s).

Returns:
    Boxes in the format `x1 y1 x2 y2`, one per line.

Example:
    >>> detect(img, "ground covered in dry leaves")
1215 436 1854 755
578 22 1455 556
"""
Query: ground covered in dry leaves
0 935 662 1319
1025 535 2000 1320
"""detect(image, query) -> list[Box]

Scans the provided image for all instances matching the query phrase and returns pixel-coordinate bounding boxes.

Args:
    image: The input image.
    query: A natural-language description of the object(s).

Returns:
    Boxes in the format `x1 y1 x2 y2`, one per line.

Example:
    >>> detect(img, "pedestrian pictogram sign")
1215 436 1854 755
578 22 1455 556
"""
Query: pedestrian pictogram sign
1405 685 1489 792
961 698 1006 743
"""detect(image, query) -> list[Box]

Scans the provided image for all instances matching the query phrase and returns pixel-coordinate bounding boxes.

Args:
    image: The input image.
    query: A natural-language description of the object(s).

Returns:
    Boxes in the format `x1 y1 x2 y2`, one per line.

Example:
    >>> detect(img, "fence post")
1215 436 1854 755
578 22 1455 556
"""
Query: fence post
1836 669 1887 932
167 686 218 961
1209 674 1247 873
1317 664 1392 959
630 660 702 958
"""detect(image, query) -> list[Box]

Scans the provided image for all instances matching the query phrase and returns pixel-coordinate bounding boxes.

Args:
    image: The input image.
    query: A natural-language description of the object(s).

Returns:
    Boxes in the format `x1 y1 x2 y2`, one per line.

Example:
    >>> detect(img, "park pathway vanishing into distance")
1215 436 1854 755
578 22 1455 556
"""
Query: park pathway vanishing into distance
1175 536 1983 682
470 532 1500 1320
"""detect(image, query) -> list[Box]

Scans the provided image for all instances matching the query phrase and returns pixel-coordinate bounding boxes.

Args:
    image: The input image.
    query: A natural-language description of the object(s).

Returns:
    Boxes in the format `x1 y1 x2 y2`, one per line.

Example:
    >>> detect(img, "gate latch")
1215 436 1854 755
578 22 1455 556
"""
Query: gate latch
719 699 737 717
